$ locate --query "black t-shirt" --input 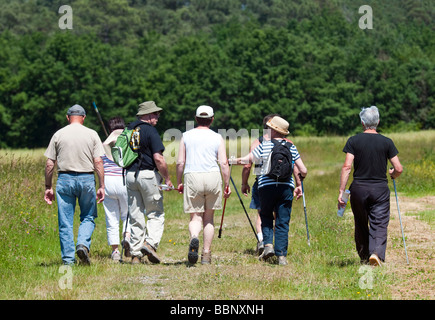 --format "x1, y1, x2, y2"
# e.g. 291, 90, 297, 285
343, 133, 399, 182
126, 120, 165, 171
